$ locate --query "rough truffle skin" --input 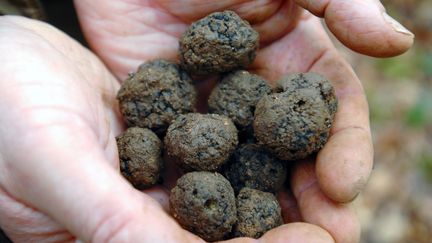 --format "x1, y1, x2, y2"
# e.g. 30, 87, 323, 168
208, 70, 272, 131
117, 59, 197, 135
223, 144, 287, 194
278, 73, 338, 116
179, 10, 259, 75
170, 172, 237, 242
254, 73, 338, 161
116, 127, 163, 189
234, 188, 283, 238
165, 113, 238, 172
